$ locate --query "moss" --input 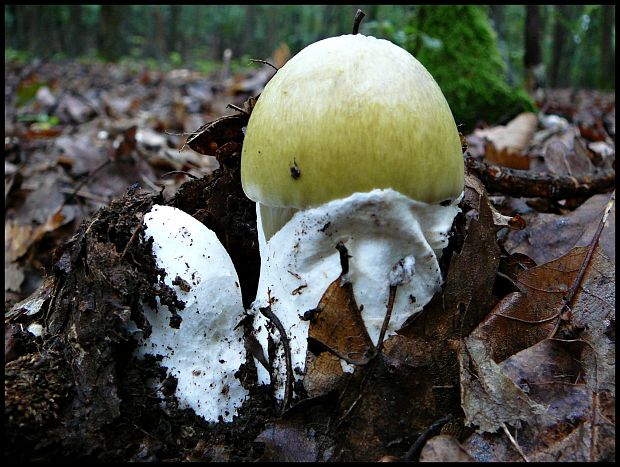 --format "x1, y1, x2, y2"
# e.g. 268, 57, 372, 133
406, 5, 535, 131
